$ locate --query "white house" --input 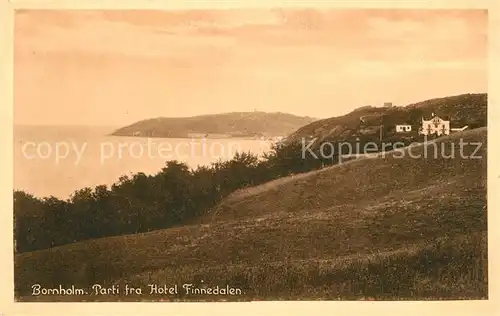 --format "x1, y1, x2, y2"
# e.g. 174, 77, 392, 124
419, 114, 450, 136
396, 124, 412, 133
